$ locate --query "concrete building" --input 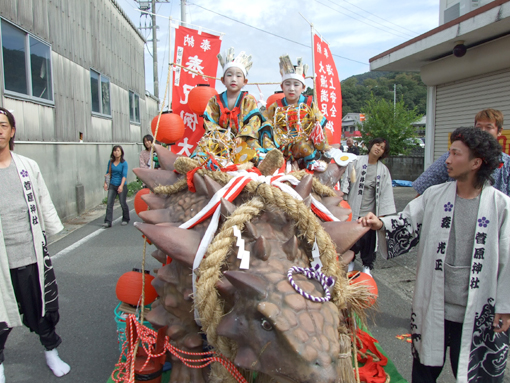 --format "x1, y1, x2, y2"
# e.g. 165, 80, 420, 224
370, 0, 510, 169
342, 113, 363, 137
0, 0, 158, 220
